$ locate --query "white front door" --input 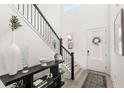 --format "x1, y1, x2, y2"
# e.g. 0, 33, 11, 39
87, 28, 107, 73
